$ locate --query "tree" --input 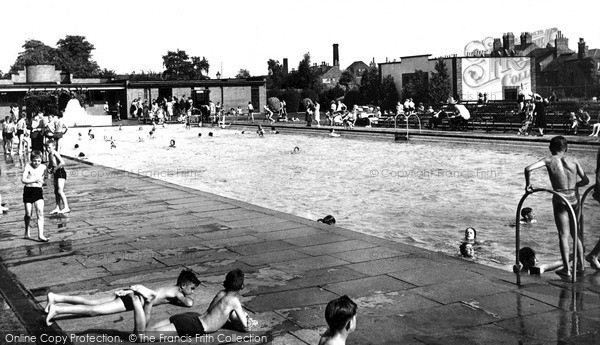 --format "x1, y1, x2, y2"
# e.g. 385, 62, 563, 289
267, 59, 286, 89
235, 69, 251, 79
429, 58, 452, 104
9, 40, 57, 73
339, 70, 355, 91
380, 75, 400, 111
54, 35, 100, 77
162, 50, 210, 80
358, 67, 379, 104
290, 53, 319, 90
401, 70, 429, 104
